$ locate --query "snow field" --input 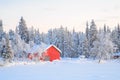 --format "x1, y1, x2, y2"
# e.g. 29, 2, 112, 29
0, 58, 120, 80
